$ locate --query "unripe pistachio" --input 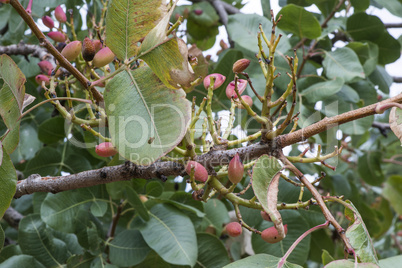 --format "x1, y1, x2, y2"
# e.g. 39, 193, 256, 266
260, 211, 272, 222
82, 37, 96, 61
261, 224, 288, 243
95, 142, 118, 157
203, 73, 226, 90
93, 40, 103, 52
225, 79, 247, 99
185, 161, 208, 183
55, 5, 67, 23
193, 9, 203, 15
237, 95, 253, 109
224, 222, 242, 237
92, 47, 115, 68
35, 74, 50, 85
228, 153, 244, 184
233, 58, 250, 73
47, 31, 66, 43
38, 61, 53, 75
139, 195, 148, 203
42, 16, 54, 29
61, 40, 82, 61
